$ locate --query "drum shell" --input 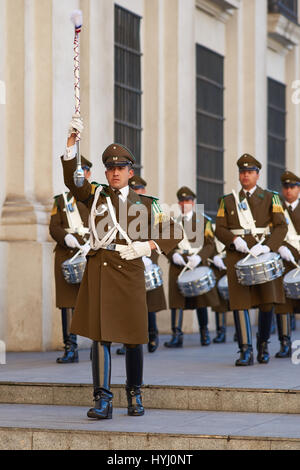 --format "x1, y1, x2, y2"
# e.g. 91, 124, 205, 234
177, 267, 216, 298
217, 275, 229, 300
283, 267, 300, 299
61, 255, 87, 285
235, 253, 284, 287
144, 264, 163, 292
